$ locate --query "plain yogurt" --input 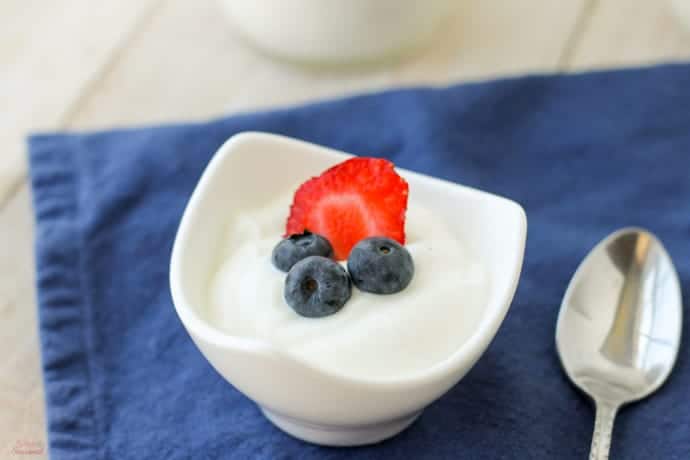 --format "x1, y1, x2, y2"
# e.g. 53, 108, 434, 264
205, 192, 490, 379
